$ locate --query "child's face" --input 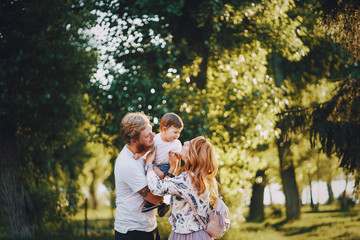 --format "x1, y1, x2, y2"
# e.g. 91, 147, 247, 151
162, 126, 182, 142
